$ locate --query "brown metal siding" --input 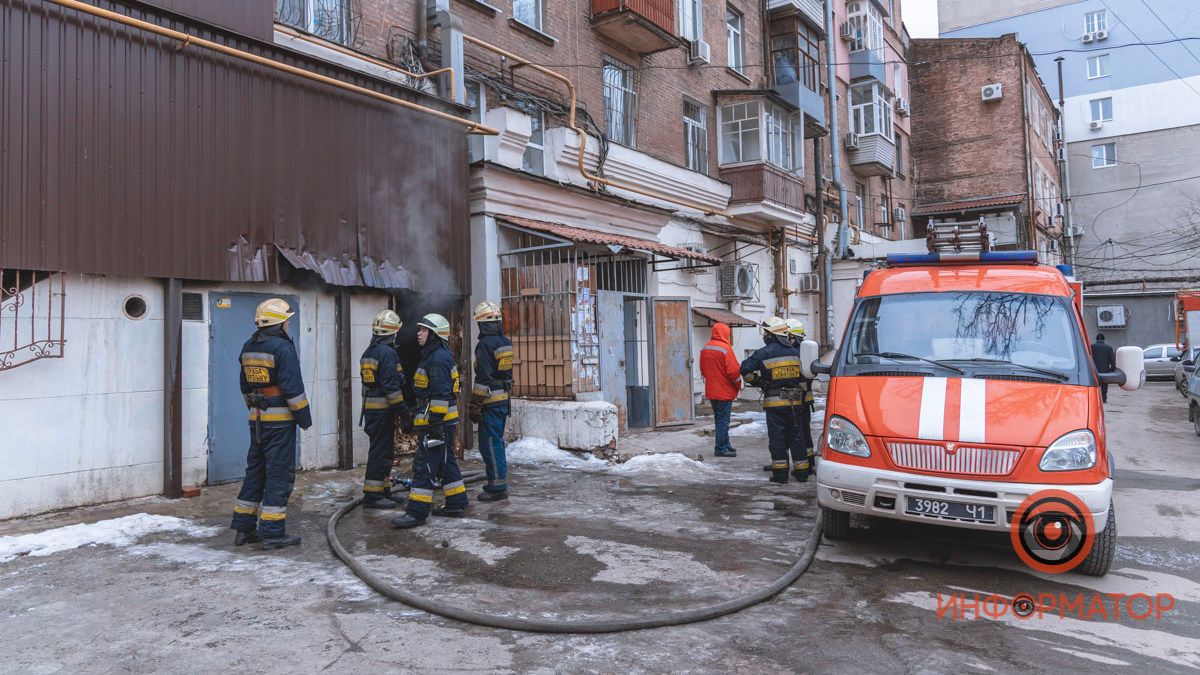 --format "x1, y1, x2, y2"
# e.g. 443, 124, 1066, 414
140, 0, 274, 41
1, 0, 470, 295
